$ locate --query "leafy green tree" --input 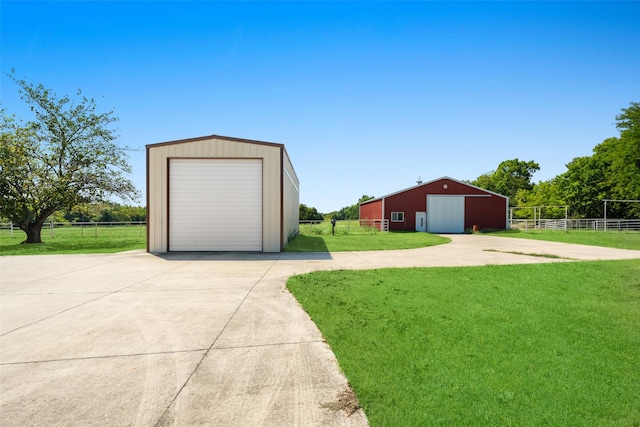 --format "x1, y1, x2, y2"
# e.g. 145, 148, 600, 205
557, 102, 640, 218
92, 203, 146, 222
299, 204, 323, 221
616, 101, 640, 141
607, 102, 640, 215
119, 205, 146, 222
51, 203, 146, 223
0, 73, 139, 243
330, 195, 375, 220
58, 203, 103, 223
469, 173, 494, 193
514, 178, 567, 218
472, 102, 639, 218
471, 159, 540, 205
558, 154, 608, 218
